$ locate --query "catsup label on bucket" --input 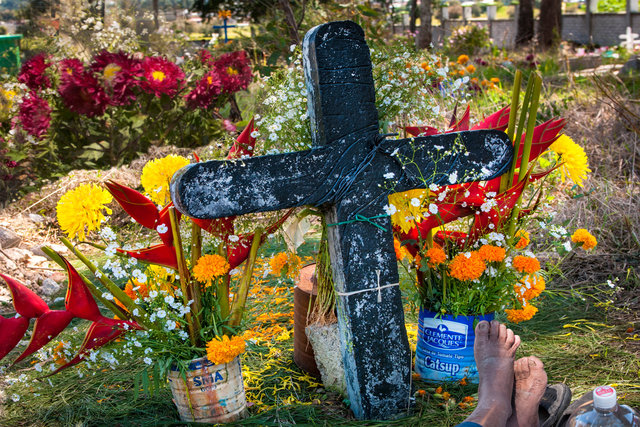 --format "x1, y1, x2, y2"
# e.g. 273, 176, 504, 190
422, 319, 468, 350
